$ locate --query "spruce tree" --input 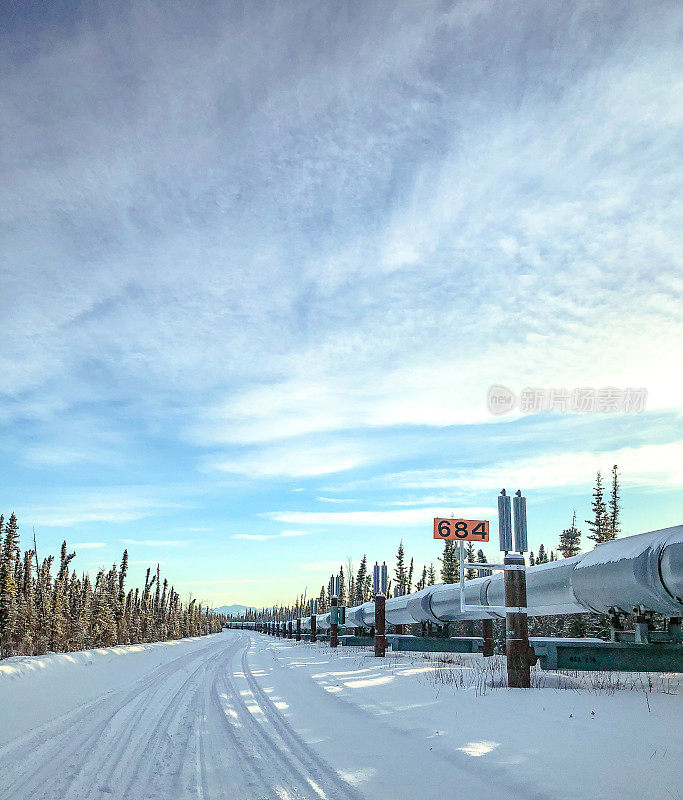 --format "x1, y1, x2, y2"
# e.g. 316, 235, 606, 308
558, 511, 582, 557
536, 543, 548, 564
427, 563, 436, 585
586, 470, 611, 544
439, 540, 459, 583
608, 464, 620, 540
394, 541, 407, 596
407, 557, 414, 594
338, 565, 346, 606
476, 549, 490, 577
0, 514, 20, 656
465, 542, 477, 579
416, 565, 427, 591
355, 556, 368, 603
